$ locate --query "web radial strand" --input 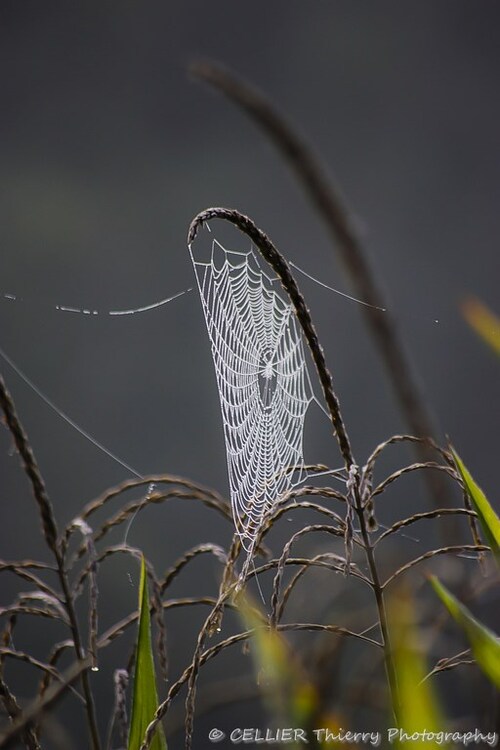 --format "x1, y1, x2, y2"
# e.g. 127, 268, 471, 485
190, 238, 313, 551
